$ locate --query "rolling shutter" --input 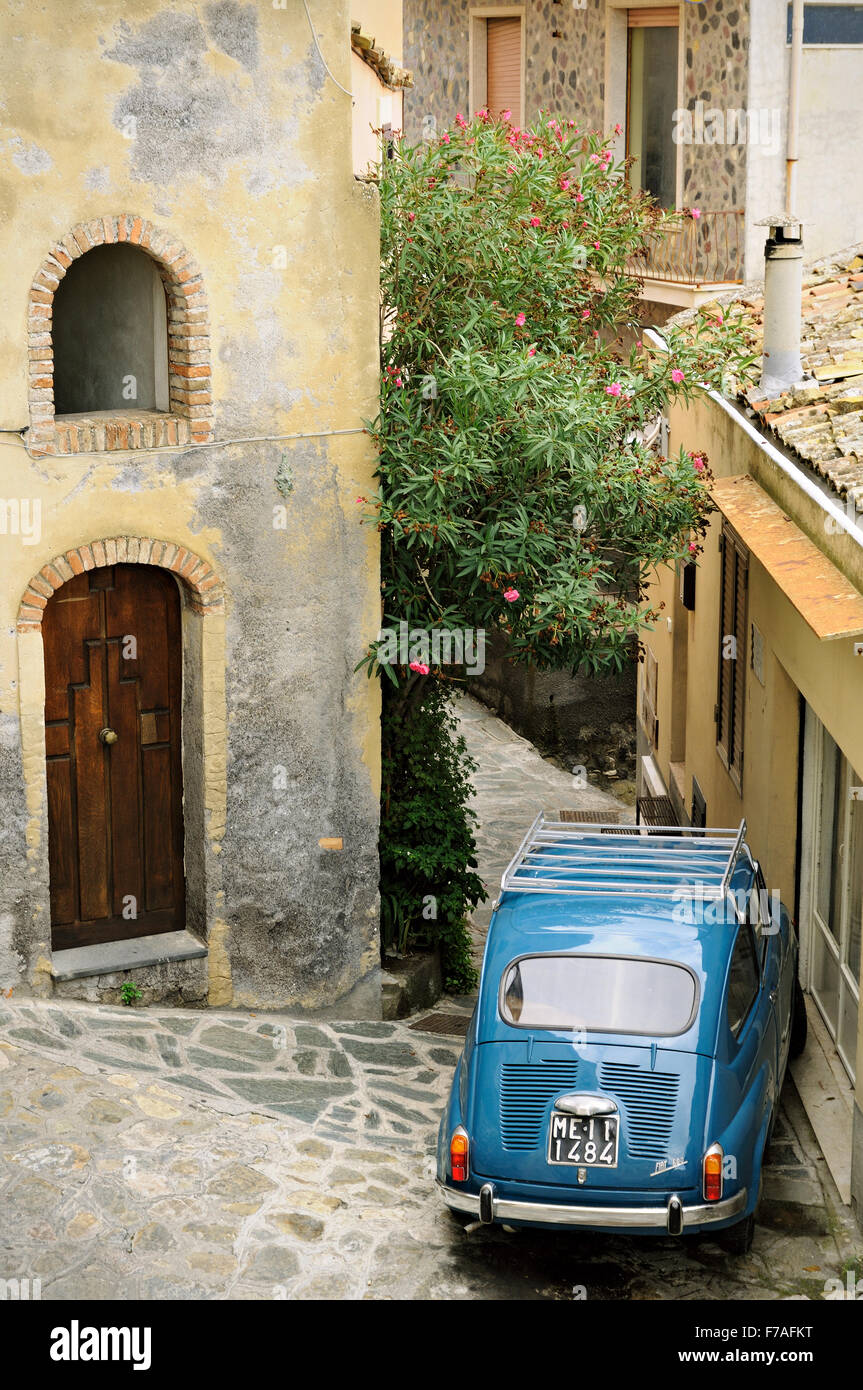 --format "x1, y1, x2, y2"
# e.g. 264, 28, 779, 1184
715, 523, 748, 791
487, 17, 522, 120
627, 6, 680, 25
